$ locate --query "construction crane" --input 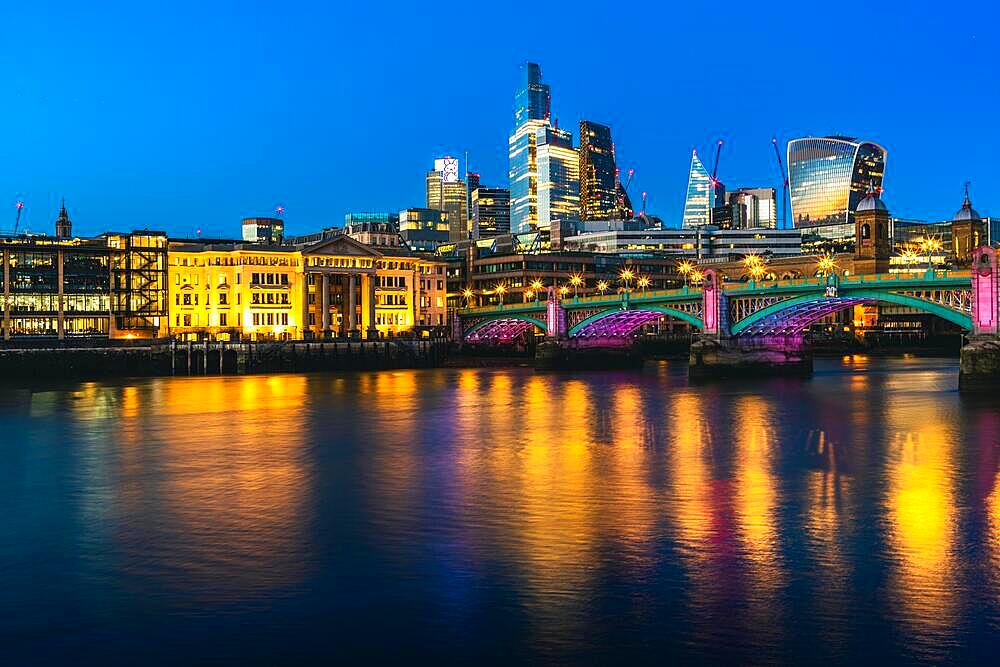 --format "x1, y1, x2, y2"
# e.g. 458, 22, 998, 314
13, 200, 24, 234
771, 138, 789, 229
616, 167, 635, 220
709, 140, 724, 190
641, 191, 648, 214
